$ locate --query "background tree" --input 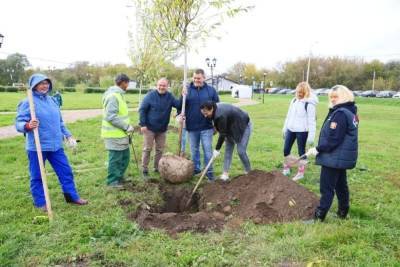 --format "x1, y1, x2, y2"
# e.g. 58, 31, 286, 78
0, 53, 30, 85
